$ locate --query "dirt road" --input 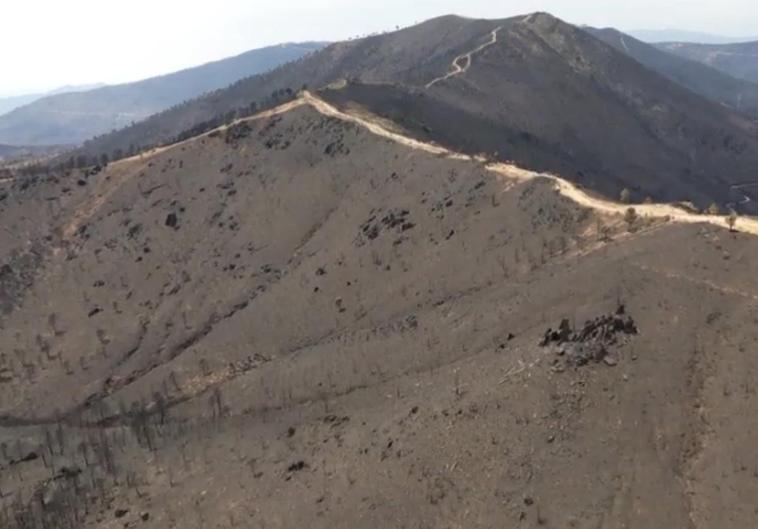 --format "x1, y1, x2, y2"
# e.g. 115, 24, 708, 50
300, 91, 758, 234
425, 27, 502, 89
59, 89, 758, 239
